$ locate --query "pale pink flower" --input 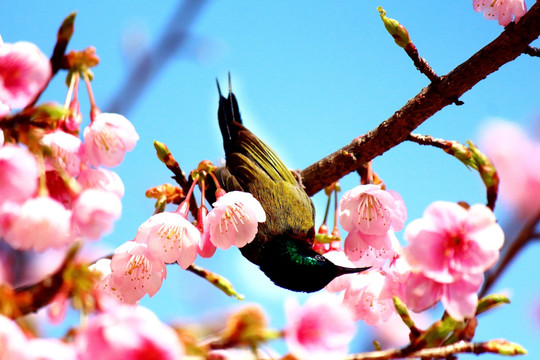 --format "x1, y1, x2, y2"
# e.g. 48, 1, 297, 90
110, 241, 166, 304
0, 144, 38, 205
478, 120, 540, 217
135, 211, 199, 269
75, 304, 184, 360
4, 196, 73, 251
343, 229, 397, 267
404, 271, 483, 321
0, 314, 29, 359
284, 292, 356, 360
71, 189, 122, 240
40, 130, 82, 176
82, 113, 139, 167
89, 258, 120, 302
342, 270, 396, 325
473, 0, 527, 26
339, 185, 406, 261
77, 167, 125, 198
204, 191, 266, 250
0, 41, 51, 109
404, 202, 504, 283
26, 338, 77, 360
